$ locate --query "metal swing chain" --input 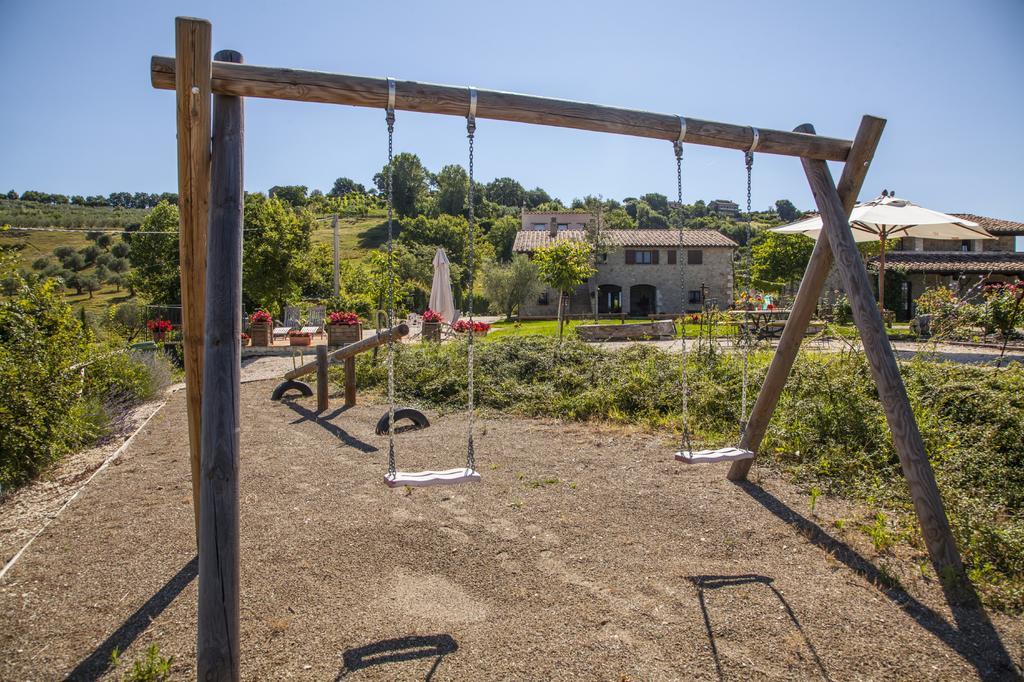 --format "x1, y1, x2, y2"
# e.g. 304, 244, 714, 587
385, 79, 398, 478
674, 130, 693, 455
739, 130, 757, 435
465, 88, 477, 472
